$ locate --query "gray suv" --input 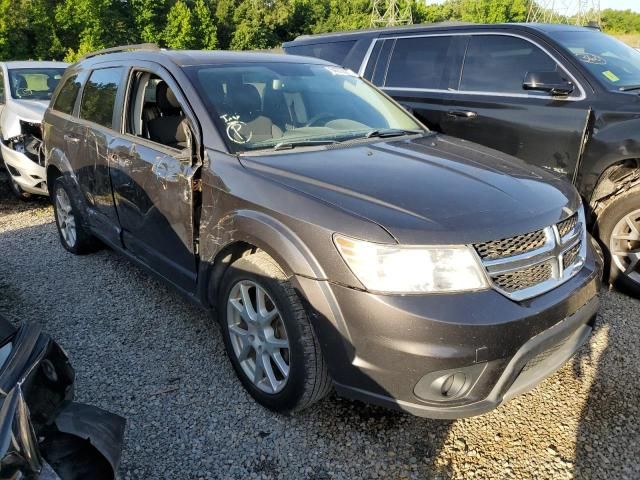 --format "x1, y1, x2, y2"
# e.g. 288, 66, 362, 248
43, 45, 601, 418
